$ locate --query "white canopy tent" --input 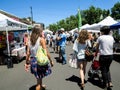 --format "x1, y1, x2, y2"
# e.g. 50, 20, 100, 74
69, 24, 99, 35
69, 28, 78, 35
83, 16, 118, 30
80, 24, 100, 33
86, 29, 100, 33
43, 29, 53, 34
0, 13, 28, 30
80, 24, 90, 29
70, 24, 90, 32
0, 13, 28, 56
